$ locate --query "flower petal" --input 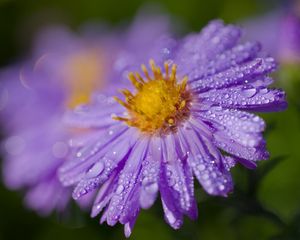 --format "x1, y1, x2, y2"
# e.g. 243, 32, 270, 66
90, 171, 119, 218
105, 138, 148, 226
194, 108, 269, 161
191, 57, 276, 92
179, 123, 233, 196
176, 20, 241, 76
139, 138, 161, 209
161, 134, 197, 219
186, 41, 261, 81
59, 124, 129, 186
200, 84, 287, 112
71, 130, 136, 199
